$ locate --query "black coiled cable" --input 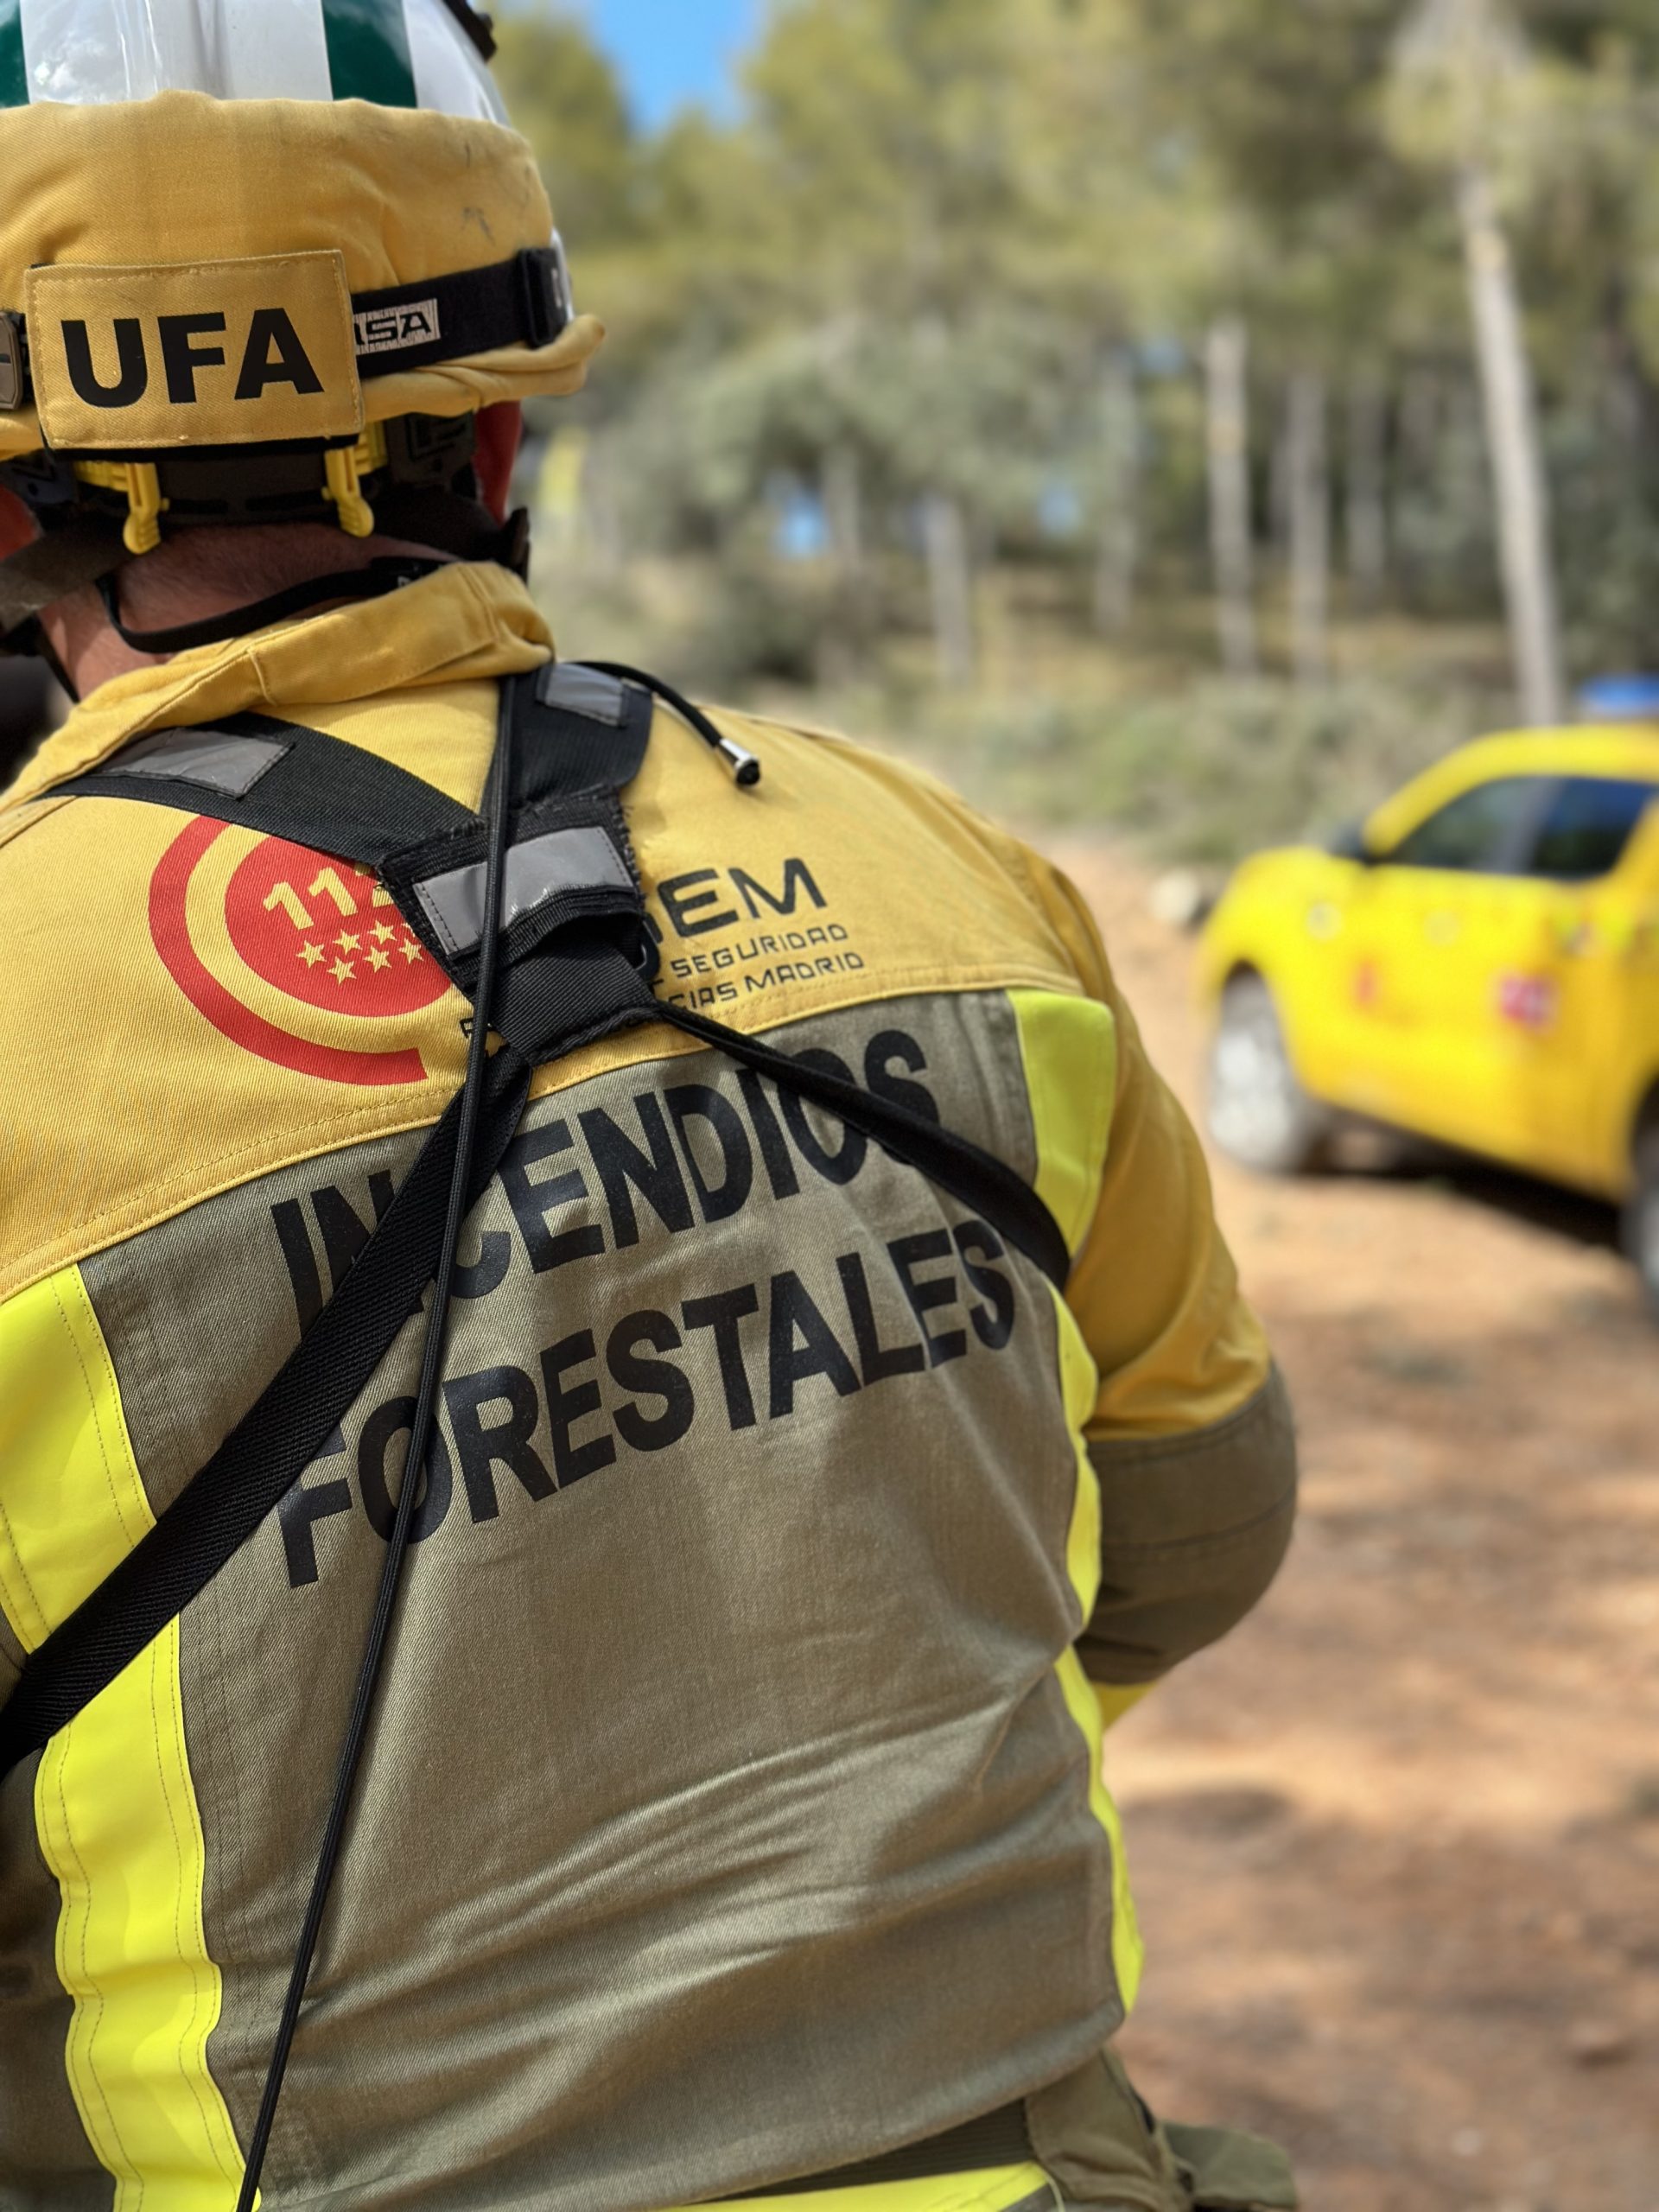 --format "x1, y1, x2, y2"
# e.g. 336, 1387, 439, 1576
234, 683, 519, 2211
